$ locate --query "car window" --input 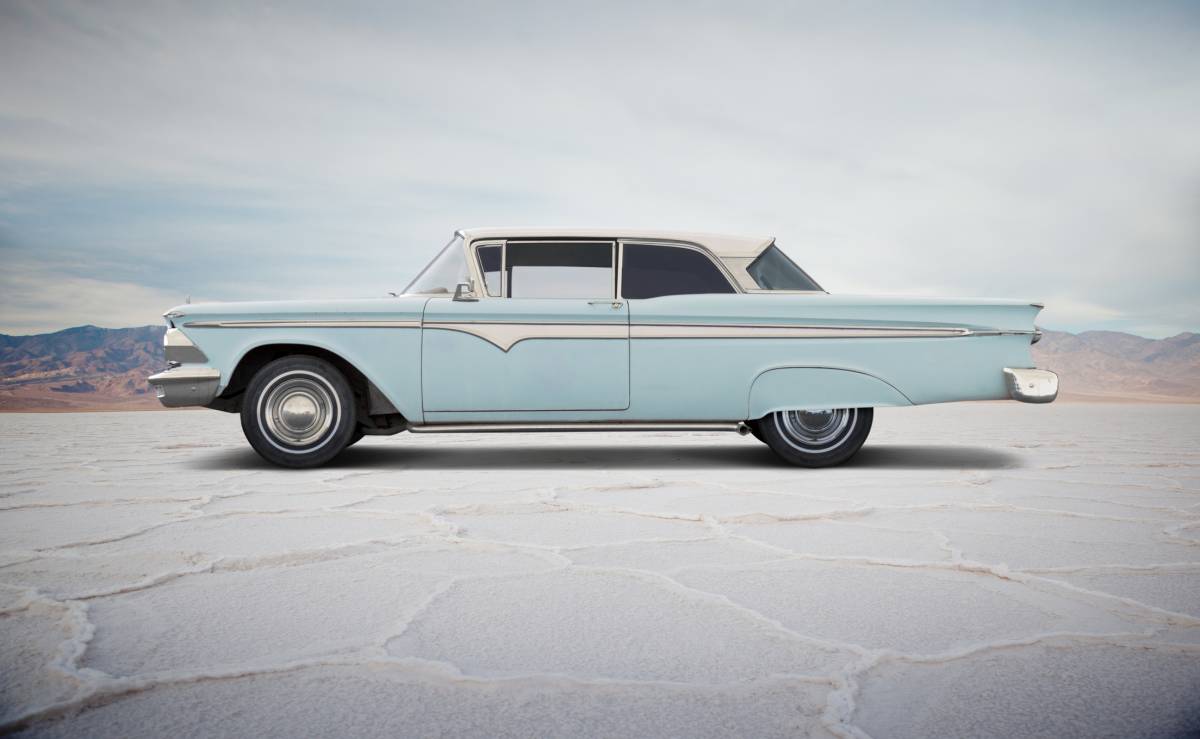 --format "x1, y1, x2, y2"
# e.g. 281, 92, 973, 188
746, 245, 823, 291
505, 242, 614, 299
403, 234, 469, 295
621, 243, 736, 299
477, 244, 502, 297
